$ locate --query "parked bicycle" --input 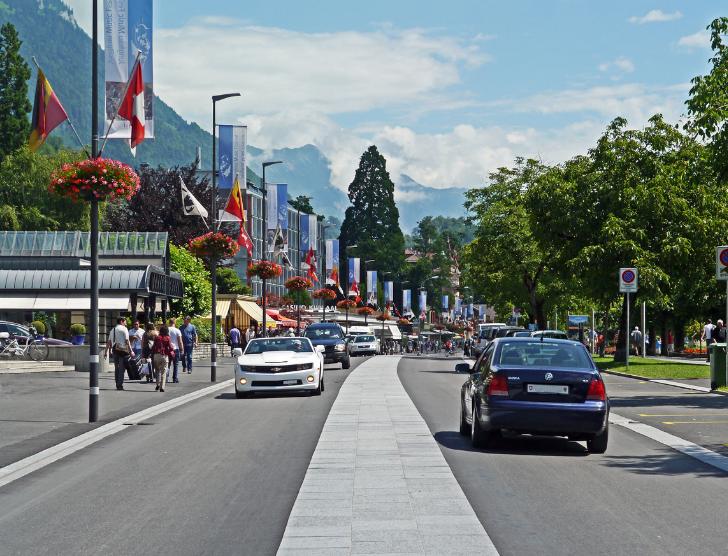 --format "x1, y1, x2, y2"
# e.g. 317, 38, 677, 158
0, 325, 49, 361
